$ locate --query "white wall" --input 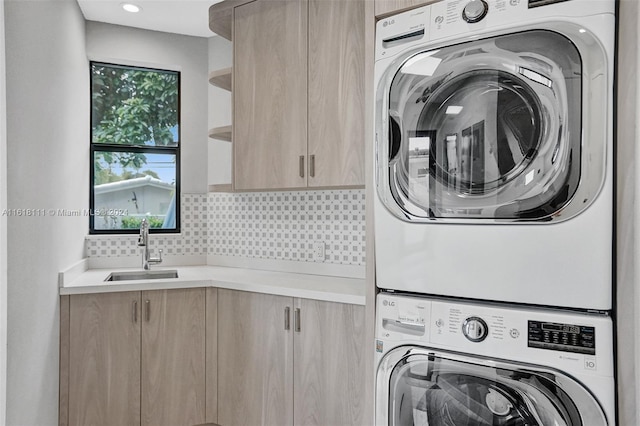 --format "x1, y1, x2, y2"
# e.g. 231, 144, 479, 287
86, 22, 209, 194
5, 0, 88, 423
616, 1, 640, 423
208, 36, 232, 186
0, 0, 7, 423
